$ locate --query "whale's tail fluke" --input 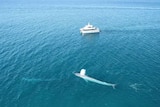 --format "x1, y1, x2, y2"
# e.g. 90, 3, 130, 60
112, 84, 116, 89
